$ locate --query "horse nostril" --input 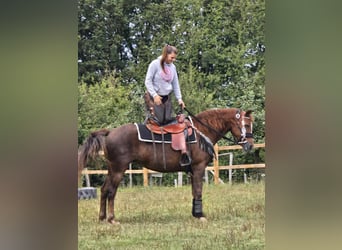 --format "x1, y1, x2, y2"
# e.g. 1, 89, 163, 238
244, 143, 253, 152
